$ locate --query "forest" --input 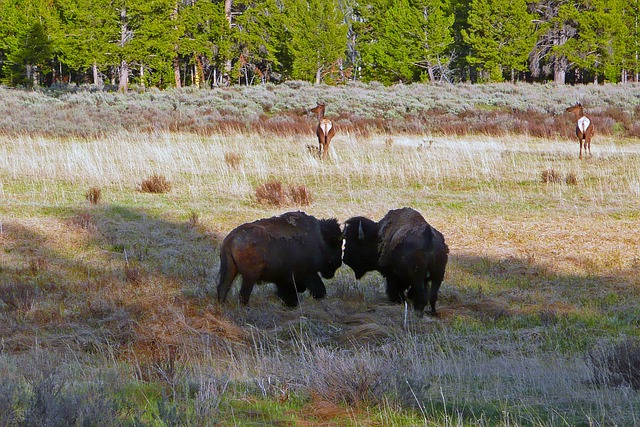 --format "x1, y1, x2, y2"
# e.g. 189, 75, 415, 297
1, 0, 639, 90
